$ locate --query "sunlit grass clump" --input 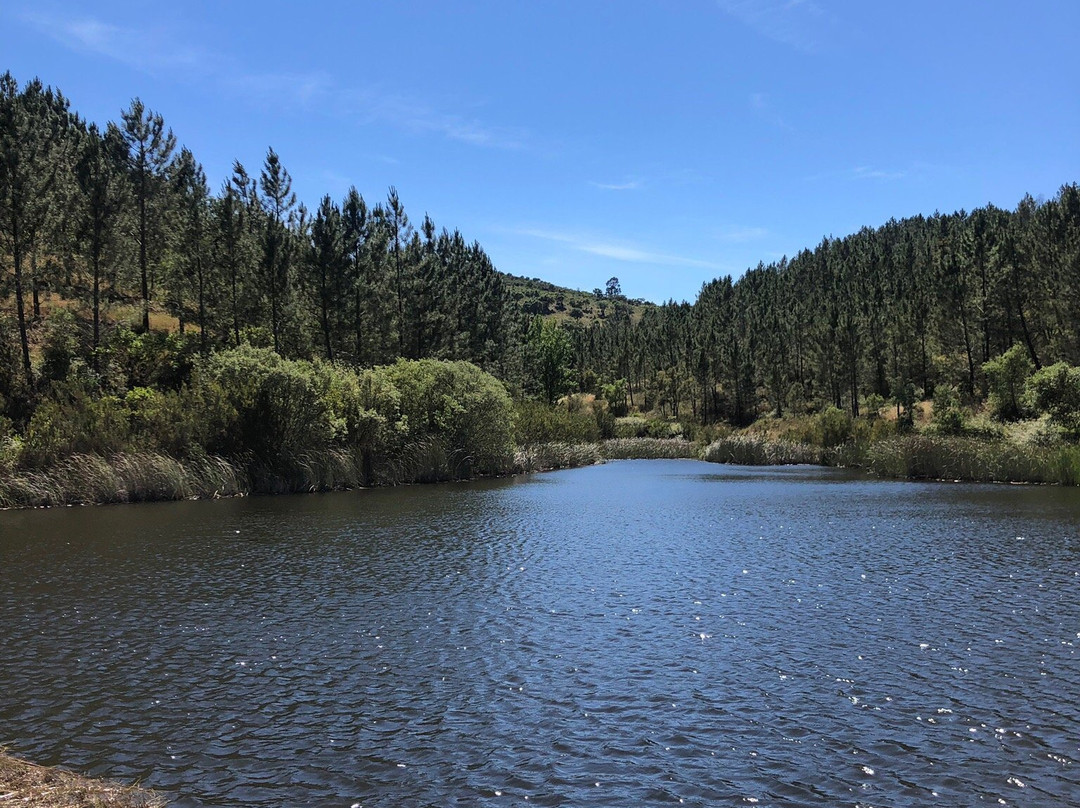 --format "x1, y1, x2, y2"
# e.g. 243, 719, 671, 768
600, 437, 699, 460
866, 435, 1080, 484
702, 435, 823, 466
